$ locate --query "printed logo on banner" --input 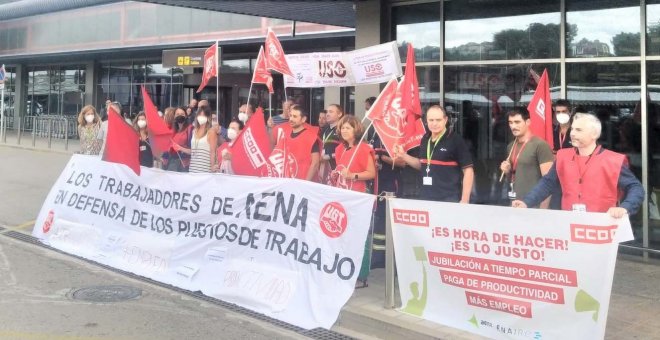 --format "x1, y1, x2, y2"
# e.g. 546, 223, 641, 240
318, 60, 347, 78
267, 148, 298, 178
364, 63, 384, 78
393, 208, 429, 227
570, 224, 617, 244
319, 202, 348, 238
42, 210, 55, 233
